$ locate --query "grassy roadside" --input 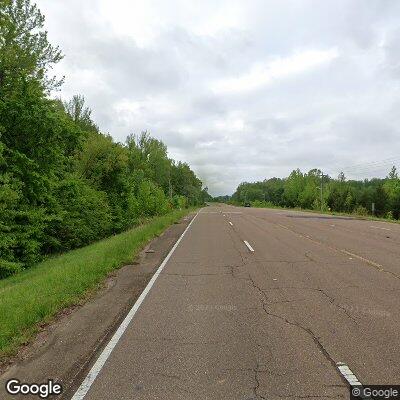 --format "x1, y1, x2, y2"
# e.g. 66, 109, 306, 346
230, 202, 400, 224
0, 208, 194, 359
